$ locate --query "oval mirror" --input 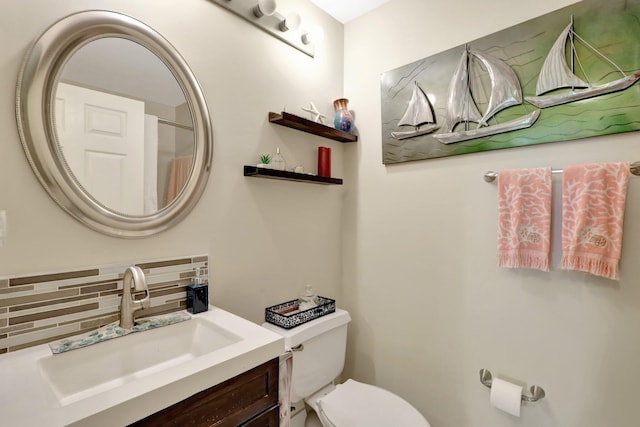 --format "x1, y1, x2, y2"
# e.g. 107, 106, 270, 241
16, 10, 212, 237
